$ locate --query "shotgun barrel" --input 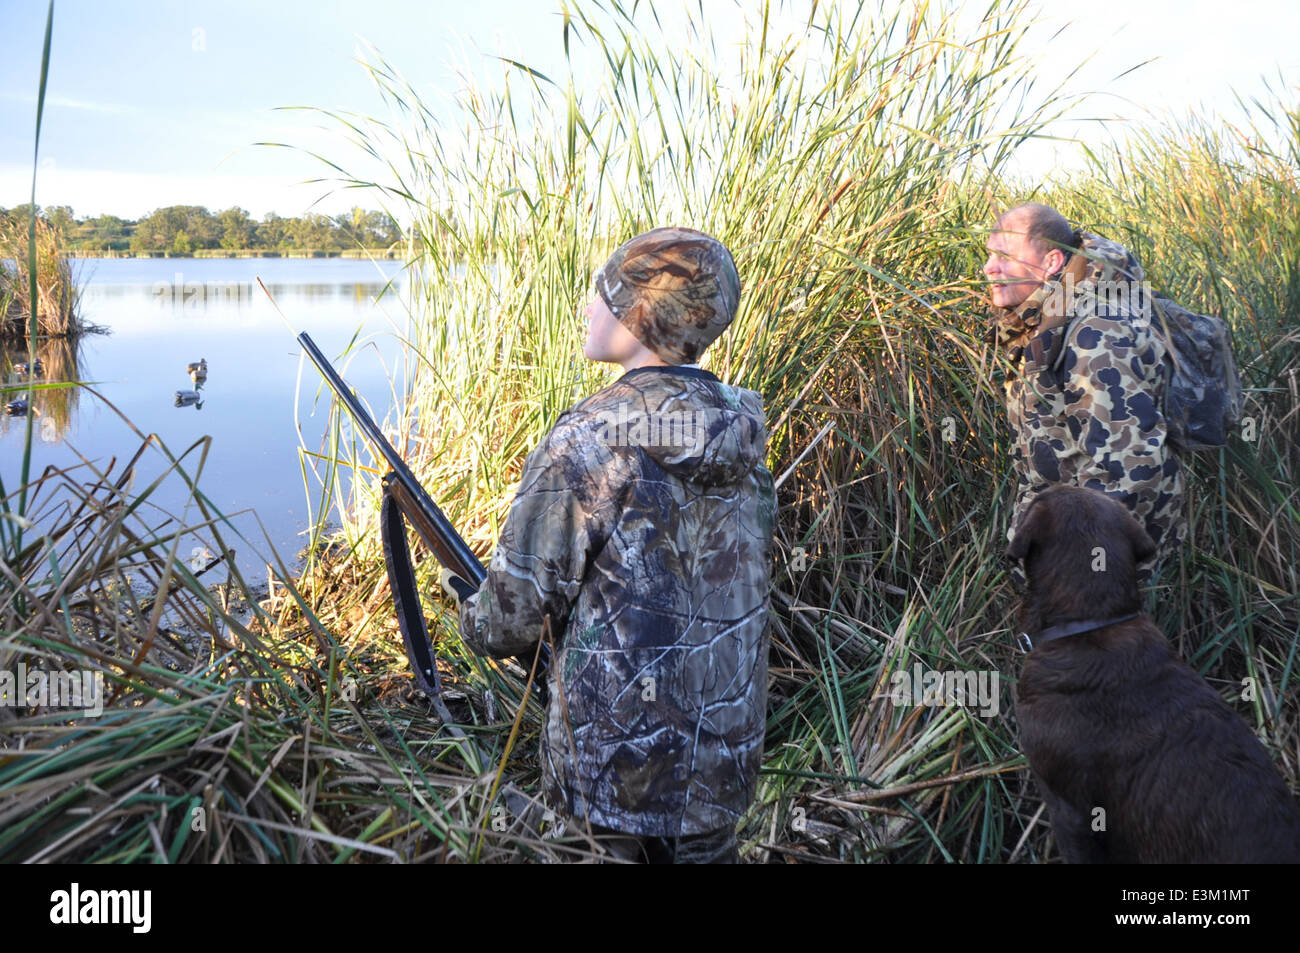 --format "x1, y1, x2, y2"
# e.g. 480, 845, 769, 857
296, 331, 485, 586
